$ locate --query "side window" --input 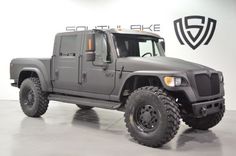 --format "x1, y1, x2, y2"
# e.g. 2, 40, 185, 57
94, 32, 110, 62
59, 35, 77, 56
